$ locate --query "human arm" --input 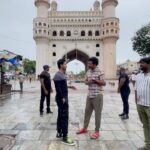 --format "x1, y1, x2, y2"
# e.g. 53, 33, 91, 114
40, 78, 48, 95
50, 79, 53, 93
85, 79, 94, 85
135, 90, 137, 104
68, 85, 77, 90
92, 72, 106, 86
118, 77, 126, 93
92, 79, 106, 86
85, 72, 94, 85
